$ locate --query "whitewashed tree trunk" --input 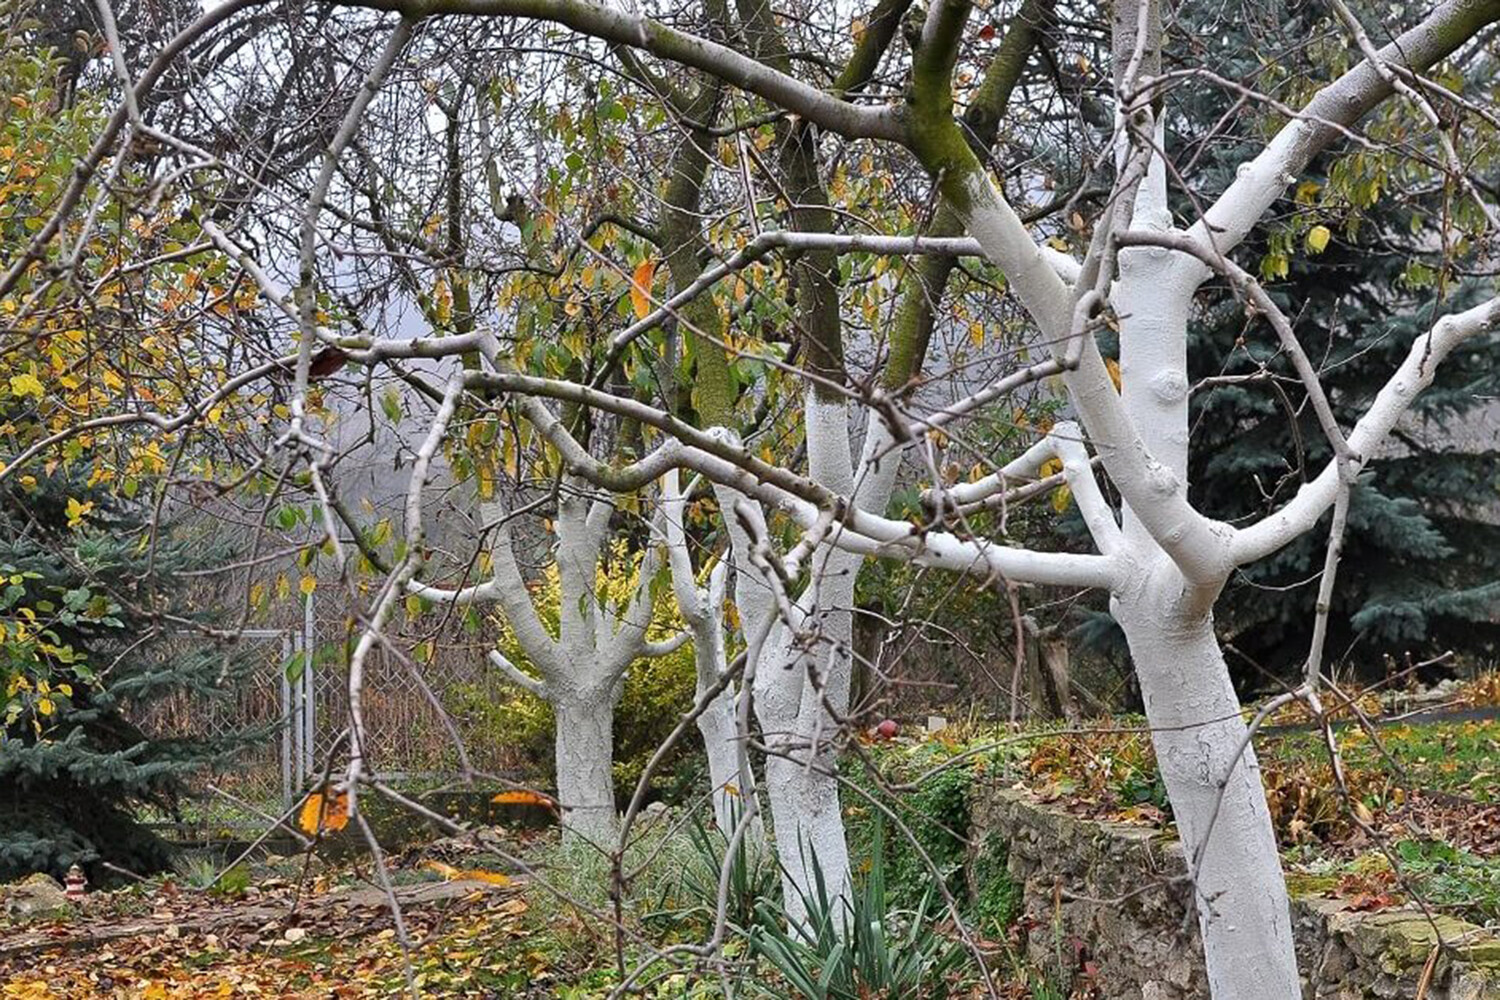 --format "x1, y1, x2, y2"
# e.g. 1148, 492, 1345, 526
690, 591, 761, 838
709, 400, 907, 921
696, 678, 748, 834
660, 469, 761, 837
553, 686, 624, 846
414, 467, 672, 845
1113, 559, 1299, 998
682, 575, 749, 834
